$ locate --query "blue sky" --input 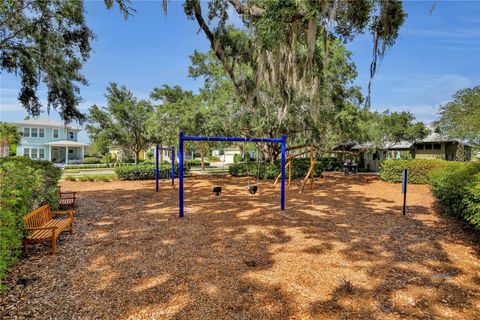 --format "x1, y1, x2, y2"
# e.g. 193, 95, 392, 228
1, 1, 479, 143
